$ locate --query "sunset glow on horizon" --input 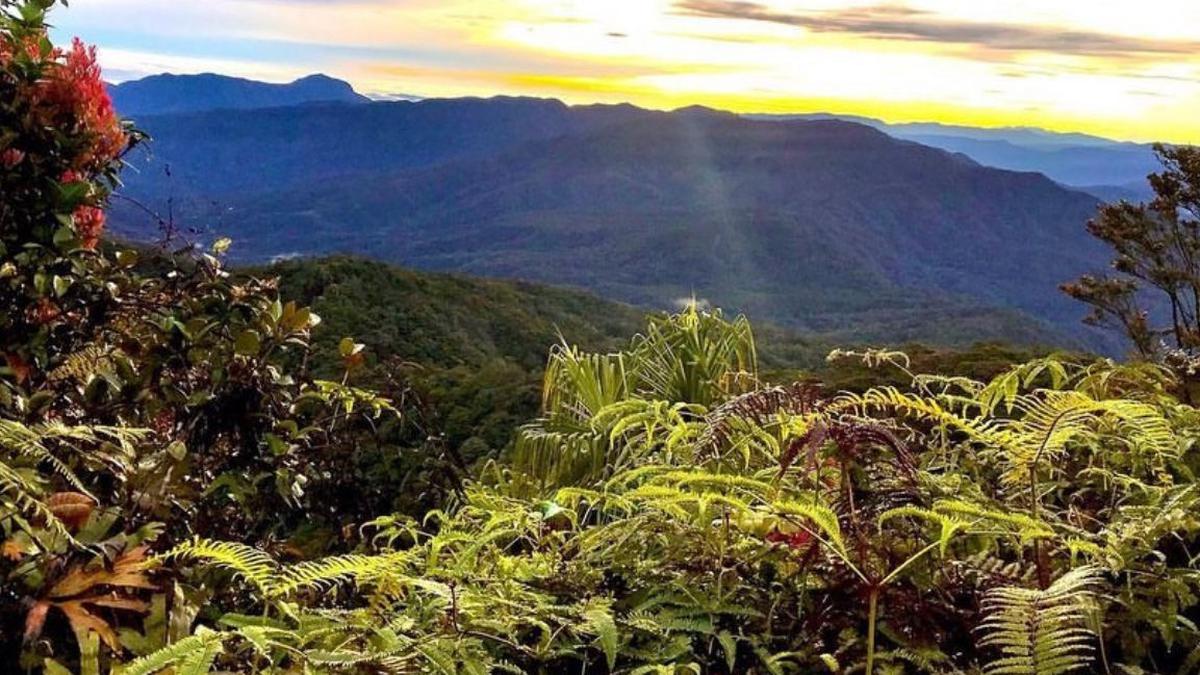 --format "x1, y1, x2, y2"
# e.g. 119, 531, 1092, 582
54, 0, 1200, 143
